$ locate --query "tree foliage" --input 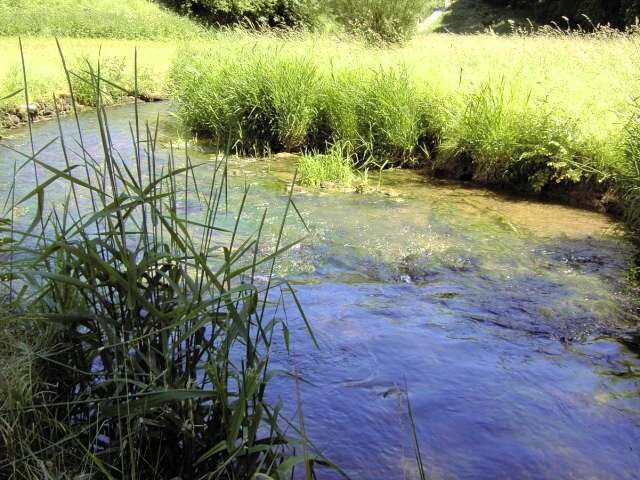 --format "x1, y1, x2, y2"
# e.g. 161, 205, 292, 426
329, 0, 426, 43
485, 0, 640, 28
164, 0, 319, 27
